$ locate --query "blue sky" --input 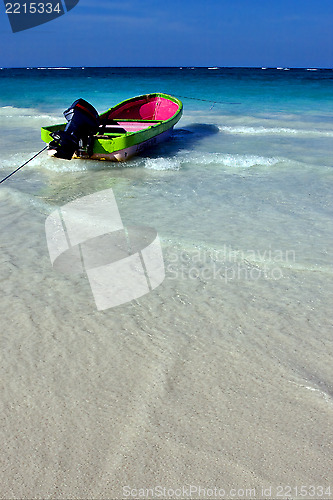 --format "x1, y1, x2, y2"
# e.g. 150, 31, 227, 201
0, 0, 332, 67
